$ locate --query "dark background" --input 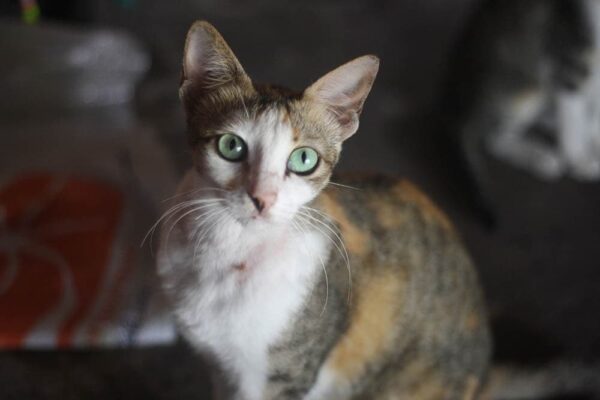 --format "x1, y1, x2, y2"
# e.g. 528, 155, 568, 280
1, 0, 599, 398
